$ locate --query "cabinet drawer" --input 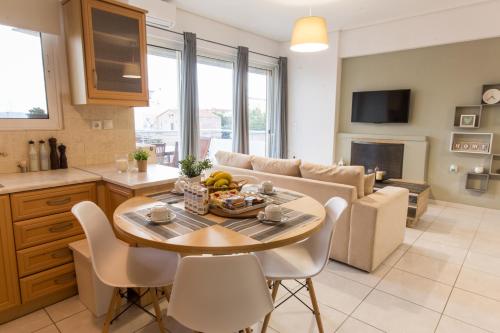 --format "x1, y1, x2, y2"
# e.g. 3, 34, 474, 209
11, 183, 96, 221
17, 234, 85, 277
20, 263, 76, 303
14, 212, 84, 250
